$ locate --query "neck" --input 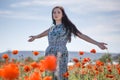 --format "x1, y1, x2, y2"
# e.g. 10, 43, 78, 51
55, 20, 62, 25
